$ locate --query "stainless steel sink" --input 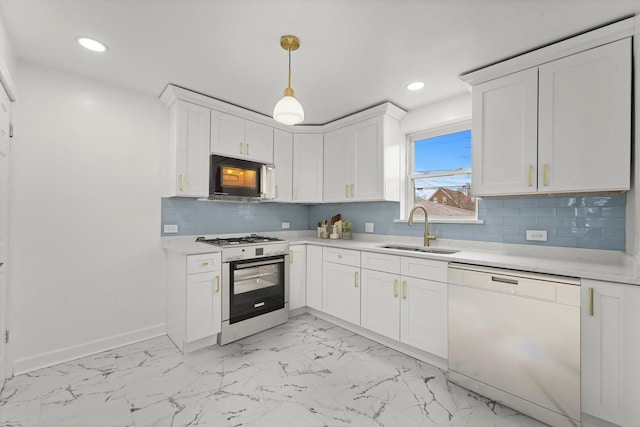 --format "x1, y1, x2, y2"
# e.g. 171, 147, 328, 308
378, 244, 459, 255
